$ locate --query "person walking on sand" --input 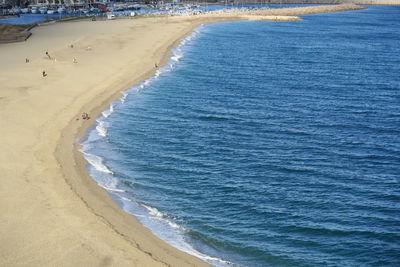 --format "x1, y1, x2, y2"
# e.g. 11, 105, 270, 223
73, 57, 77, 63
42, 71, 47, 77
25, 58, 29, 63
45, 51, 51, 59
